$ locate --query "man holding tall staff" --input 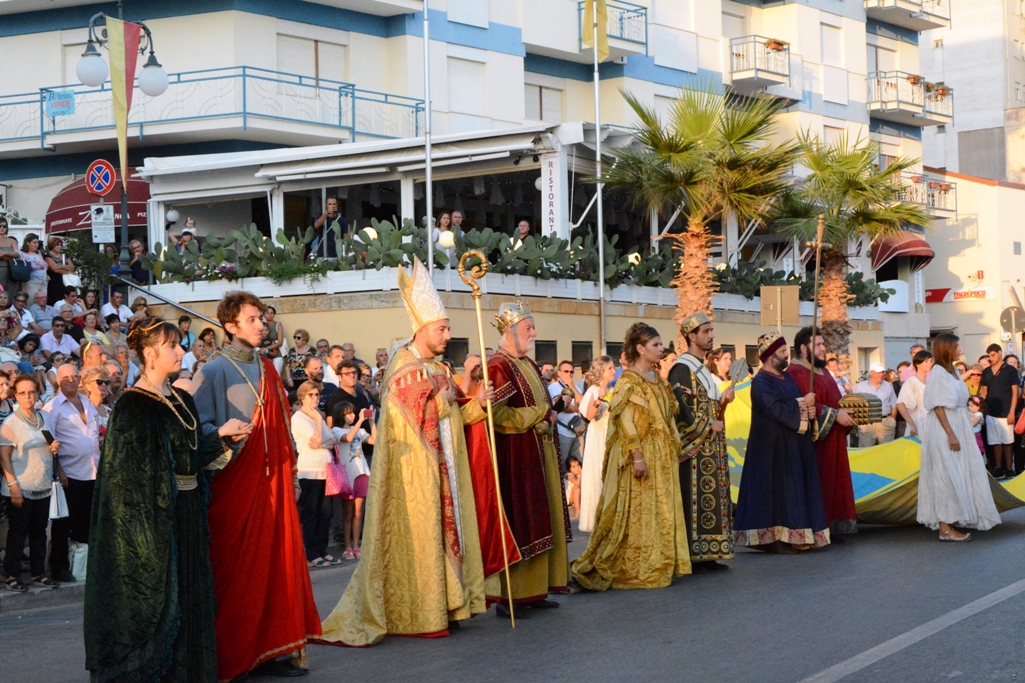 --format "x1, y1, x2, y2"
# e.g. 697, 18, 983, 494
317, 257, 489, 646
